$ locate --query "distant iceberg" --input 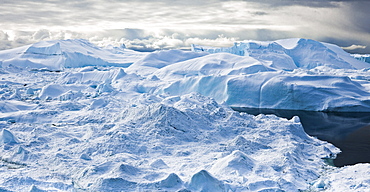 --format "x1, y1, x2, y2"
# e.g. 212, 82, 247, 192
0, 39, 145, 70
192, 38, 370, 70
352, 54, 370, 64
